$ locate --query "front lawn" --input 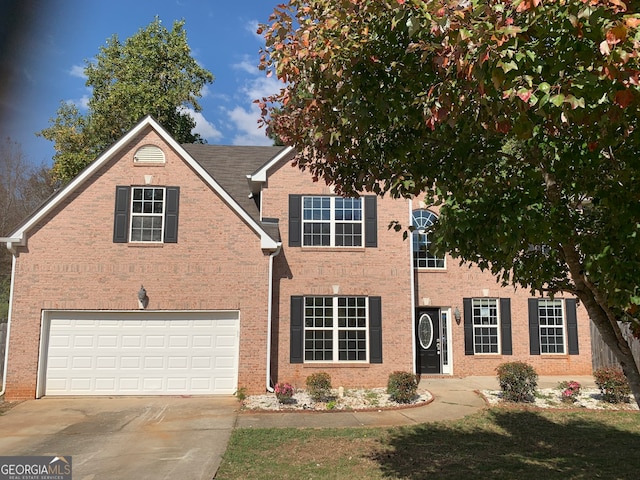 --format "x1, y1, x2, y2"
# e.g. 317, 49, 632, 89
216, 408, 640, 479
